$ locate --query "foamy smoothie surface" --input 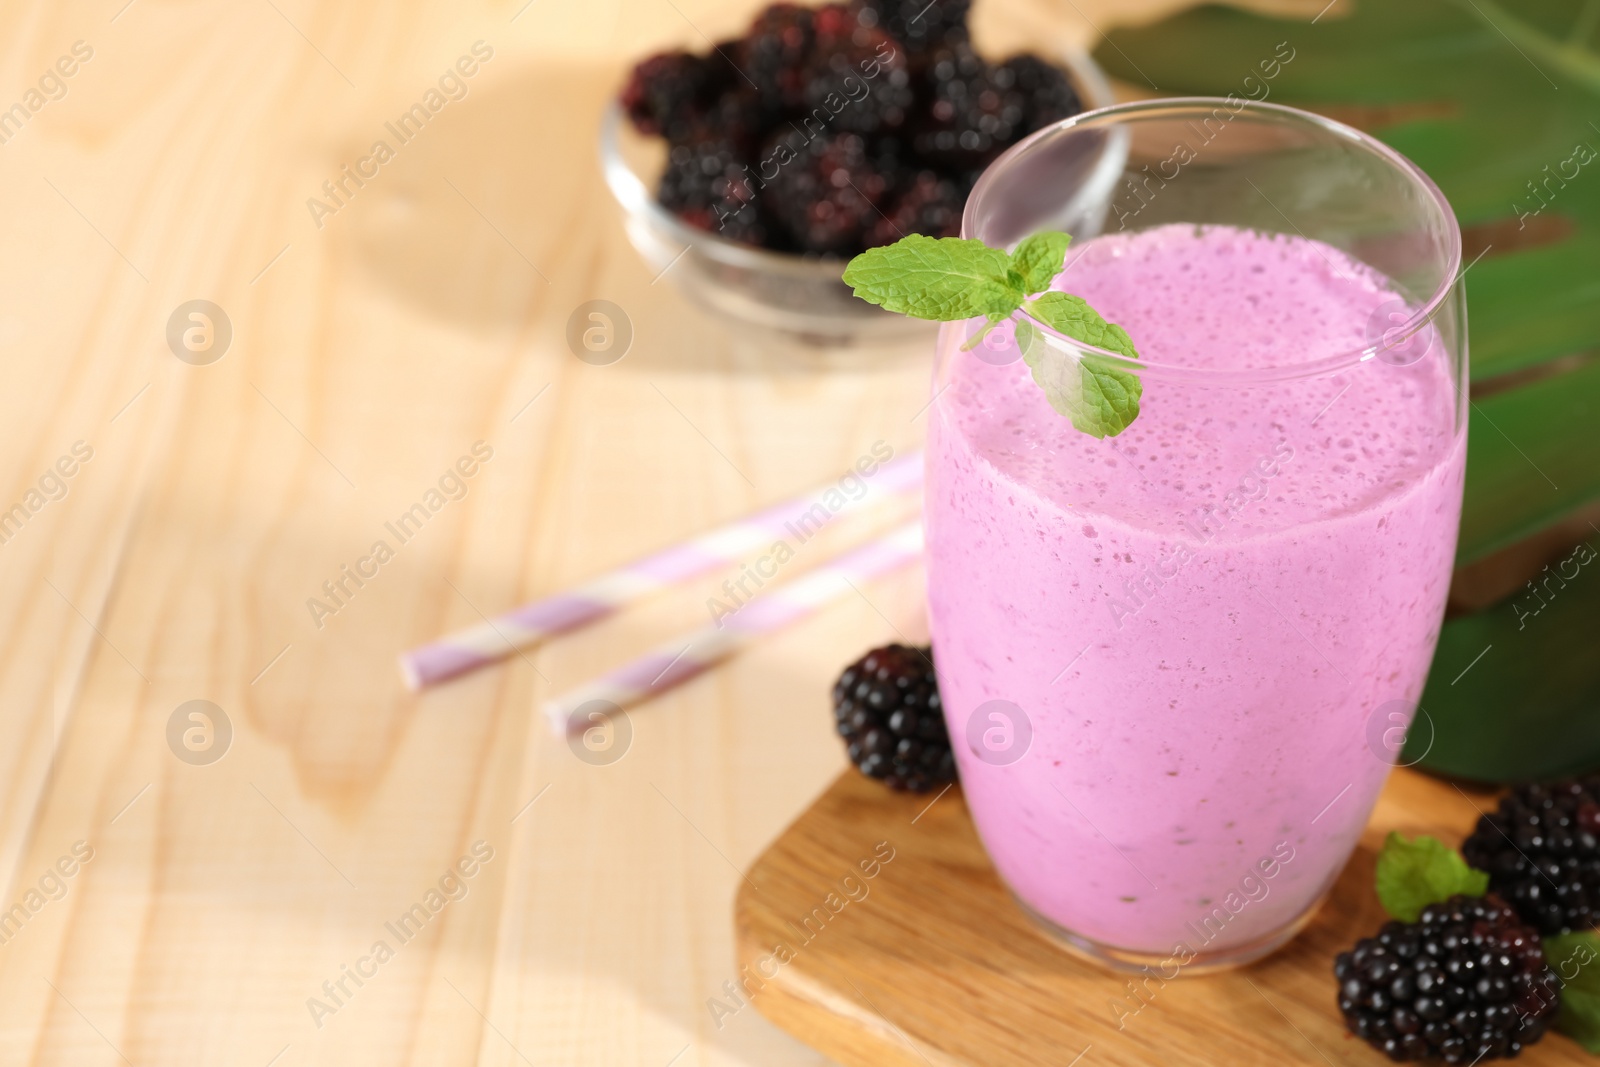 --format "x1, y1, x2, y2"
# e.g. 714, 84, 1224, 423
926, 223, 1465, 958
